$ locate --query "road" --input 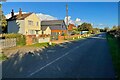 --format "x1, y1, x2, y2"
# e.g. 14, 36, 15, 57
2, 33, 115, 79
